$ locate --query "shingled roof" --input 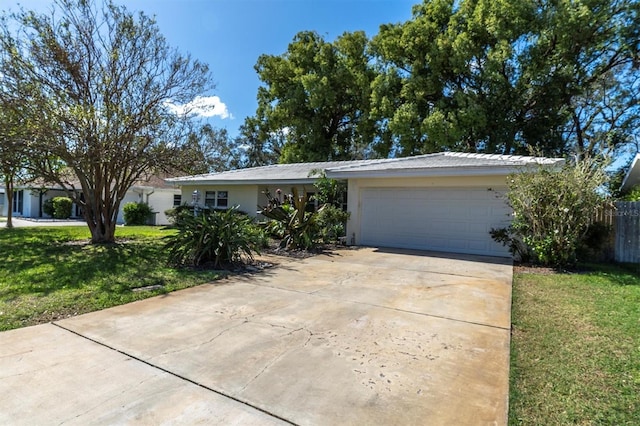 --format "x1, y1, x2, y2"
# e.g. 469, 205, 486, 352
166, 152, 564, 185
